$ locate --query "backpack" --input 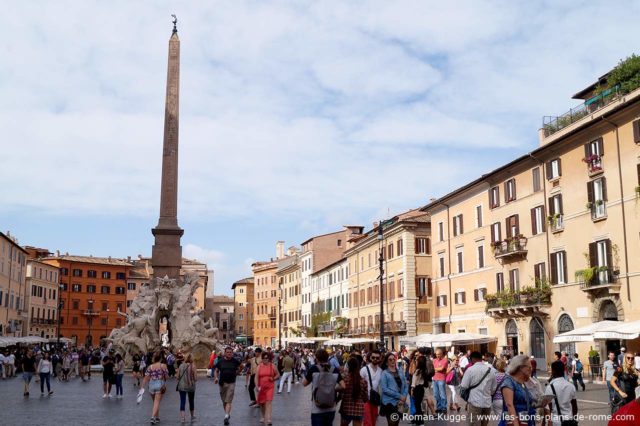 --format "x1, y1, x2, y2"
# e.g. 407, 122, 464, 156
425, 358, 435, 381
575, 360, 583, 373
313, 364, 337, 409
